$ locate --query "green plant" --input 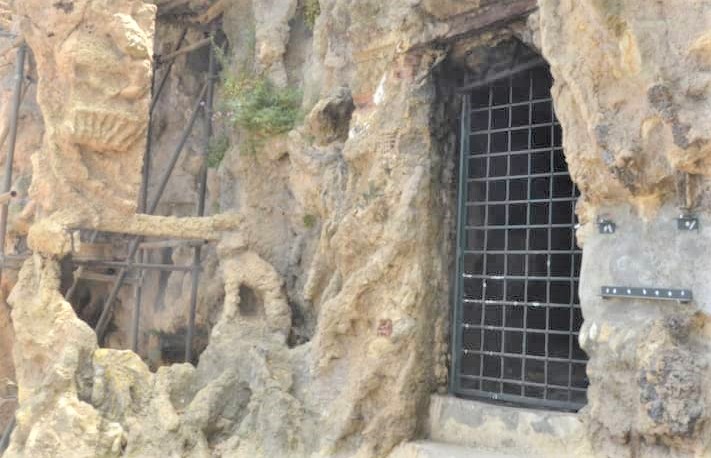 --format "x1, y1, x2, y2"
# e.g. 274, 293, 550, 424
207, 135, 230, 168
304, 0, 320, 30
302, 214, 317, 228
221, 74, 302, 143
